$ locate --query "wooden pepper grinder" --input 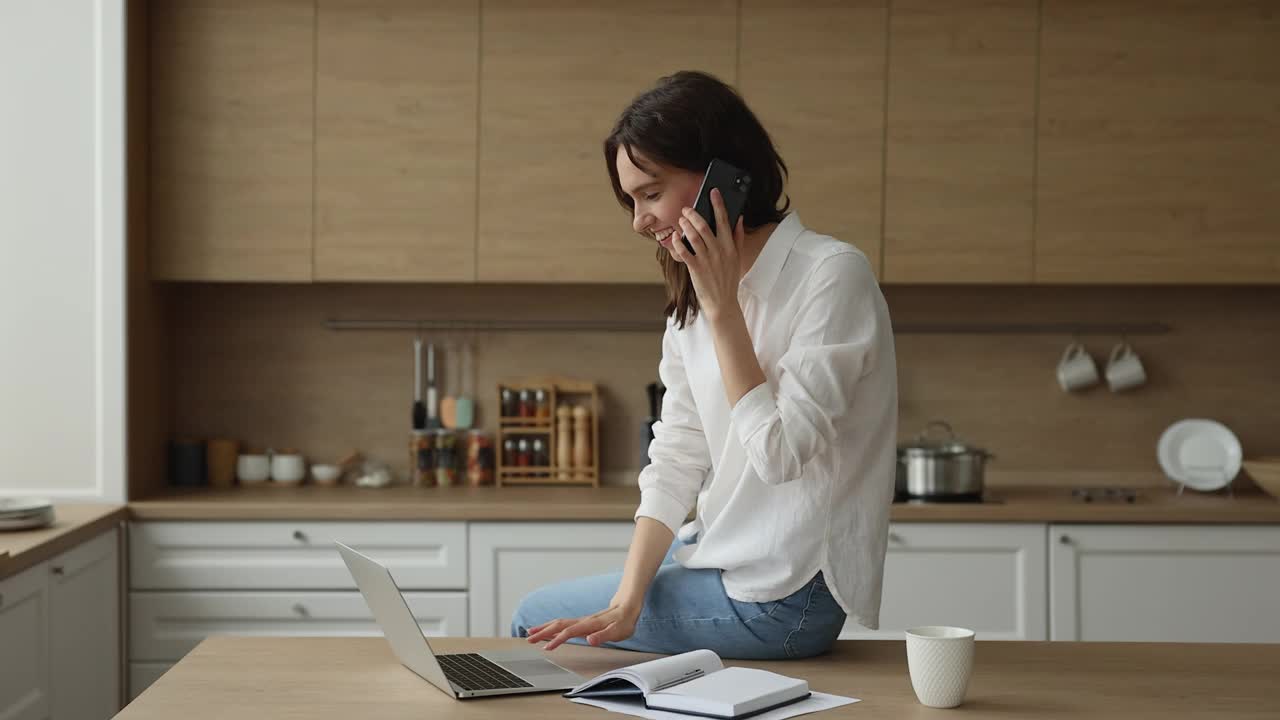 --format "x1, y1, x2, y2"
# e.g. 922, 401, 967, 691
555, 405, 572, 482
572, 404, 592, 473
